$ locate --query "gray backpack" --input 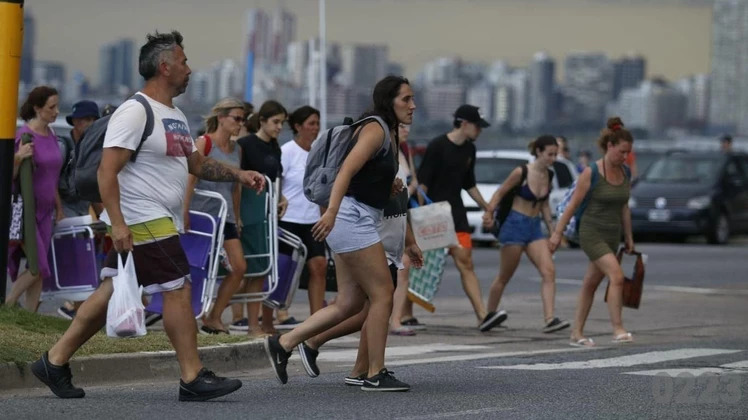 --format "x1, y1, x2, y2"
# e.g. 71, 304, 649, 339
74, 94, 154, 203
303, 115, 390, 207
